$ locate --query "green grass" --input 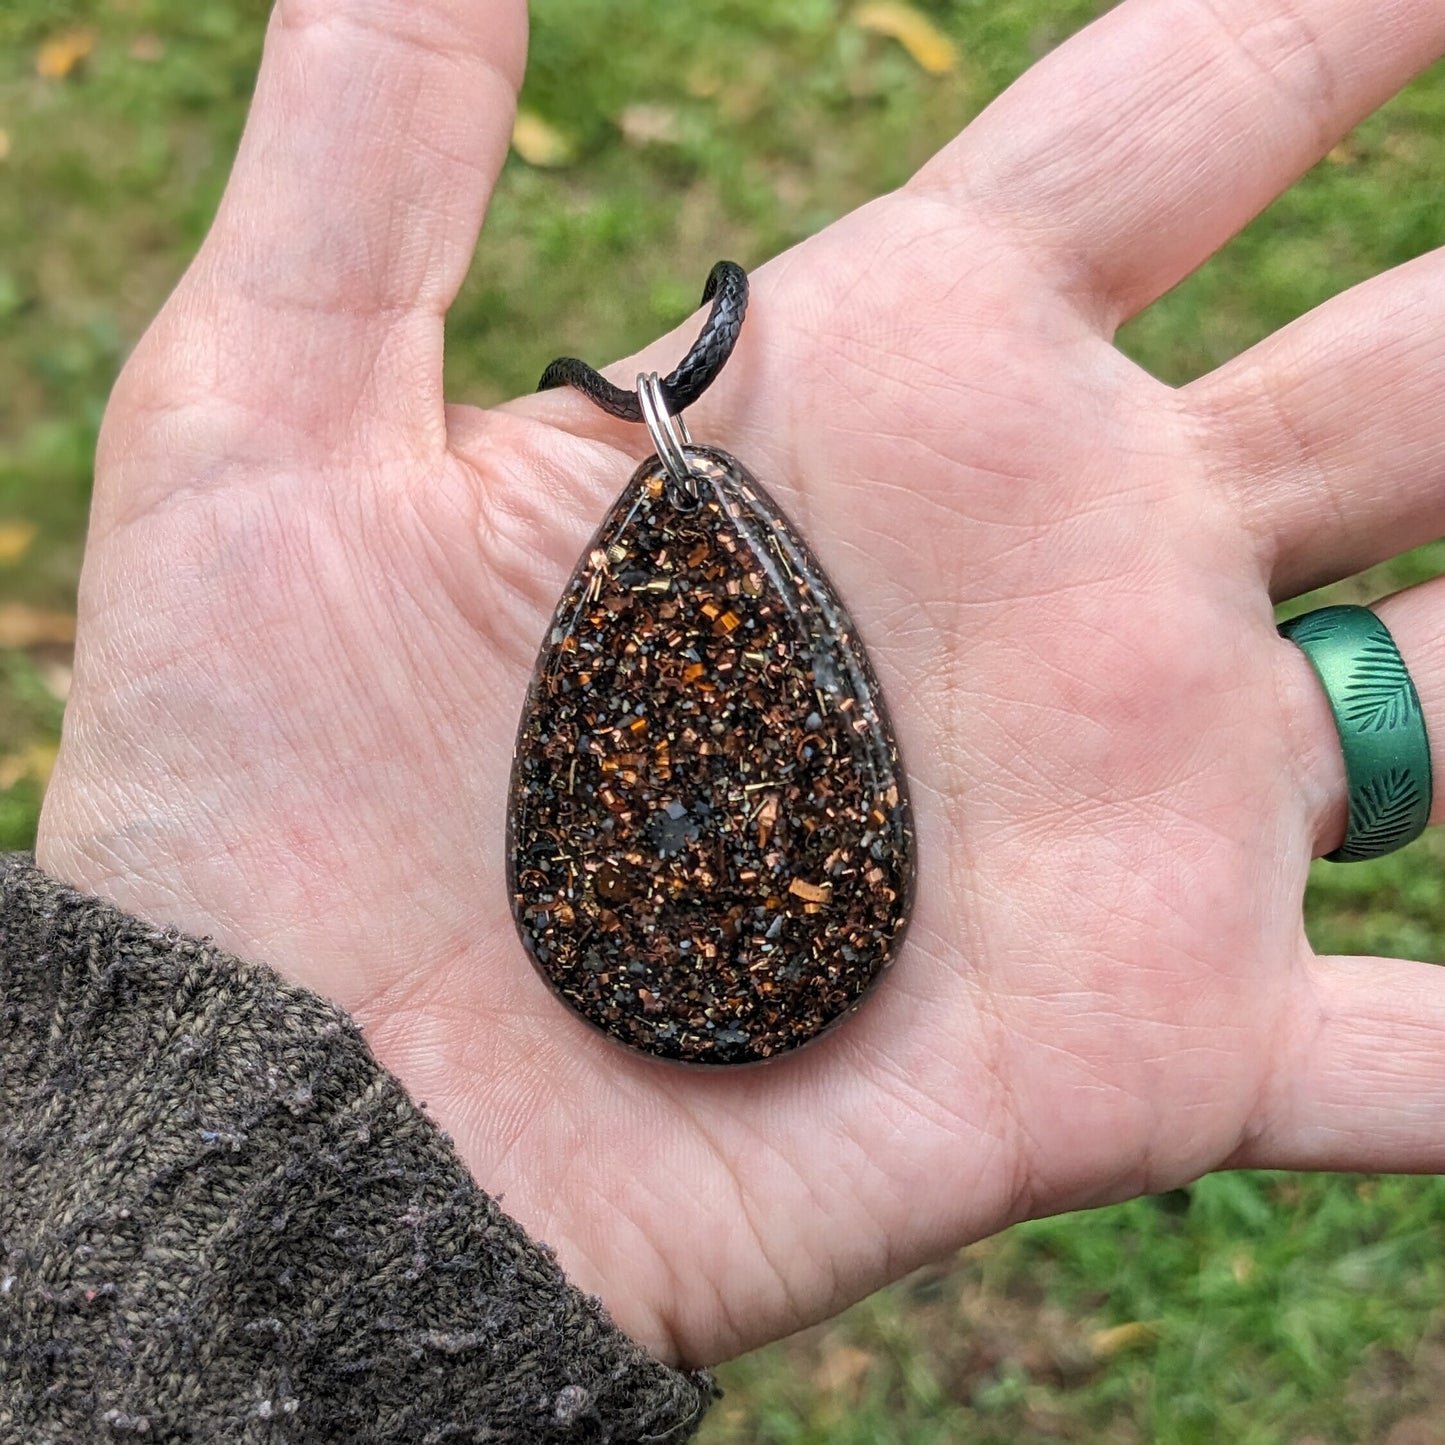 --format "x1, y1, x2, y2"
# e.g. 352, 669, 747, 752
3, 3, 1445, 1440
711, 1172, 1445, 1444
